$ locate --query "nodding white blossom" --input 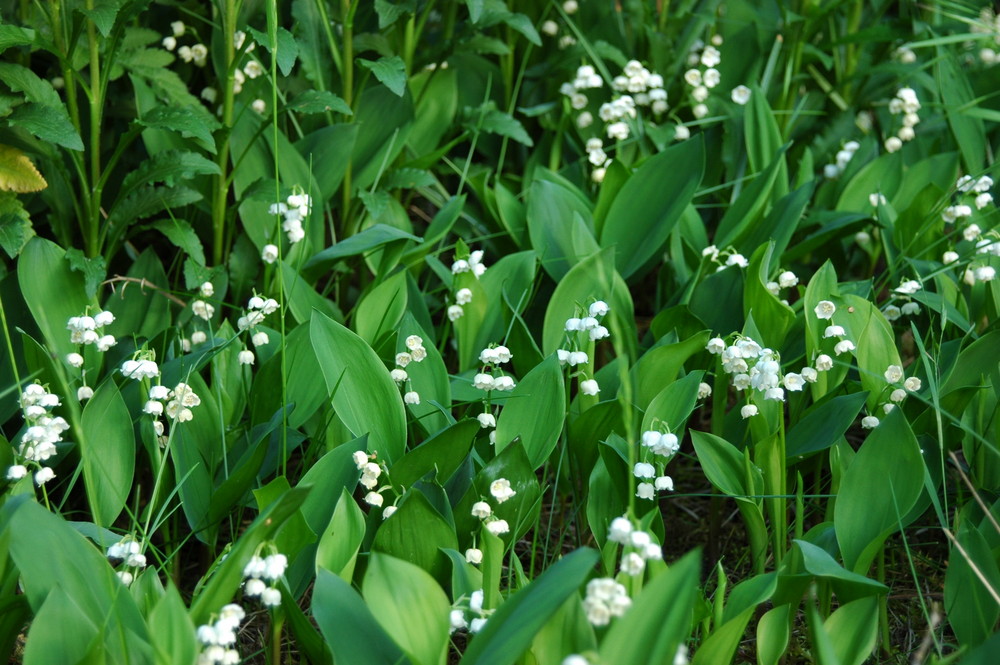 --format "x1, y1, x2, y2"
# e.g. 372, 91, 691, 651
191, 331, 208, 345
636, 483, 654, 501
778, 271, 798, 288
814, 300, 836, 320
364, 491, 384, 507
477, 412, 496, 428
633, 462, 656, 479
654, 475, 674, 492
251, 99, 266, 114
674, 125, 691, 141
66, 352, 84, 368
697, 382, 712, 399
815, 354, 834, 371
583, 578, 631, 626
621, 552, 646, 575
473, 373, 495, 391
455, 288, 473, 305
885, 136, 903, 153
904, 376, 922, 392
448, 305, 464, 321
121, 358, 160, 380
884, 365, 904, 384
34, 467, 55, 485
834, 340, 856, 355
403, 391, 420, 405
823, 325, 846, 339
861, 415, 880, 429
6, 465, 27, 481
741, 404, 758, 418
490, 478, 517, 503
471, 501, 492, 519
493, 376, 516, 391
731, 85, 751, 105
238, 350, 255, 366
975, 266, 996, 282
480, 345, 513, 365
608, 516, 633, 543
580, 379, 600, 396
262, 244, 279, 264
485, 519, 510, 536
